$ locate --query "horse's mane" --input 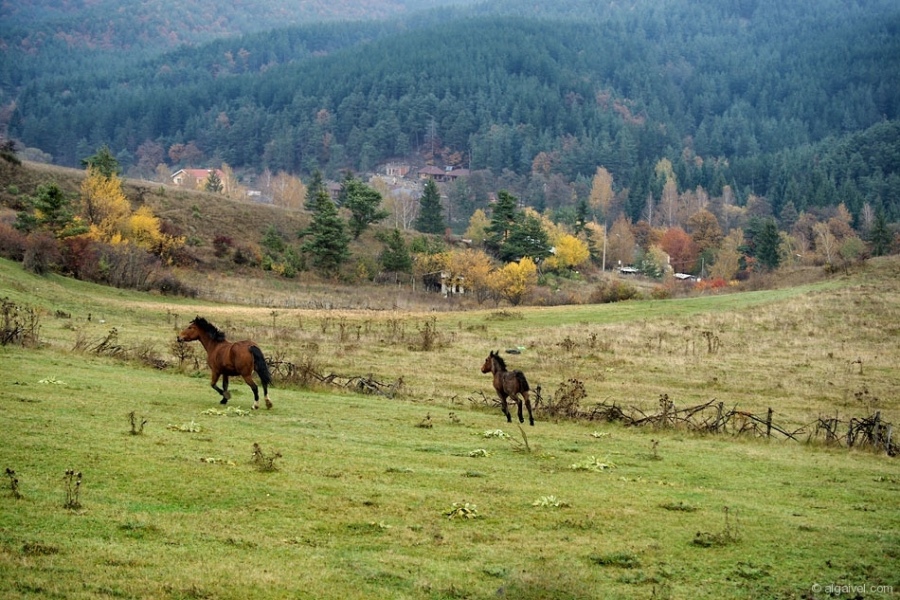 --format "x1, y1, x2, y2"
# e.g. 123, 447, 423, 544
492, 352, 507, 371
191, 316, 226, 342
